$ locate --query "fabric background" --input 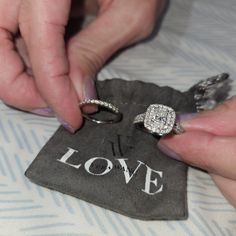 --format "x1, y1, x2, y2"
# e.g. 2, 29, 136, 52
0, 0, 236, 235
